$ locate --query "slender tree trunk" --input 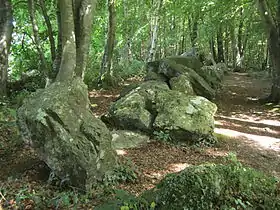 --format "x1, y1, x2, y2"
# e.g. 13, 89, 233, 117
217, 26, 225, 62
52, 0, 62, 78
99, 0, 116, 85
0, 0, 13, 97
39, 0, 56, 62
180, 18, 186, 55
188, 13, 199, 49
257, 0, 280, 103
224, 25, 229, 65
230, 21, 237, 69
209, 37, 217, 63
146, 0, 163, 62
73, 0, 96, 78
27, 0, 49, 76
236, 8, 245, 70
